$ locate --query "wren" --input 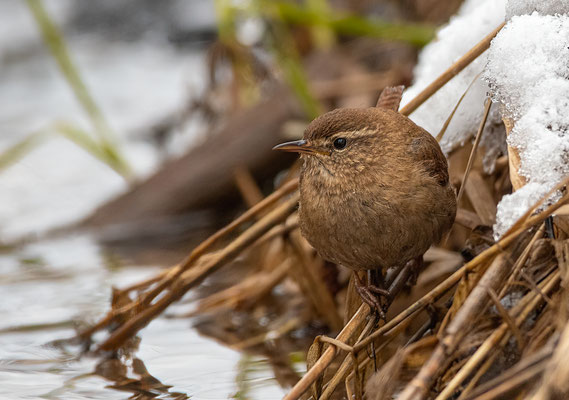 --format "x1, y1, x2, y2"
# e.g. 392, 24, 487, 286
274, 87, 457, 315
